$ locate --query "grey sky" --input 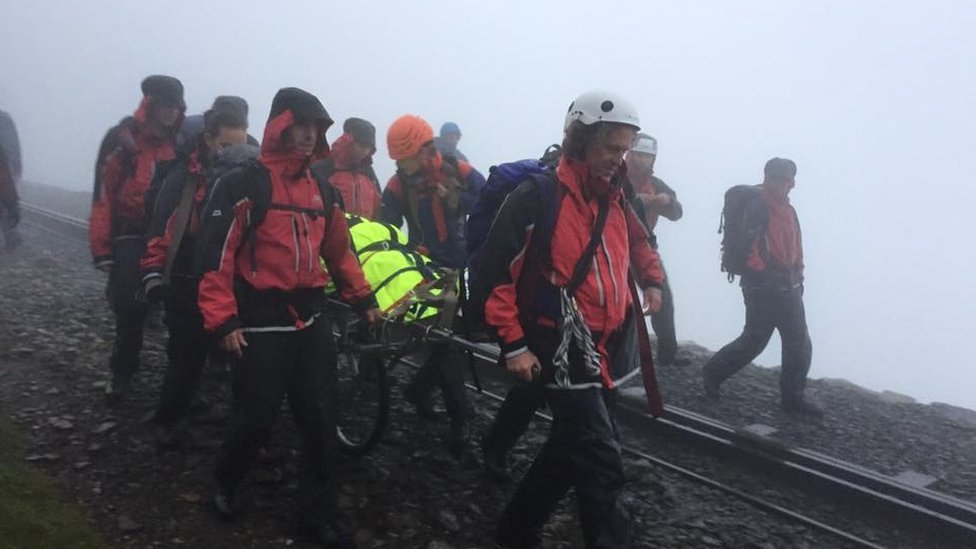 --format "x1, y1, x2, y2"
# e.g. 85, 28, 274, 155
2, 0, 974, 407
